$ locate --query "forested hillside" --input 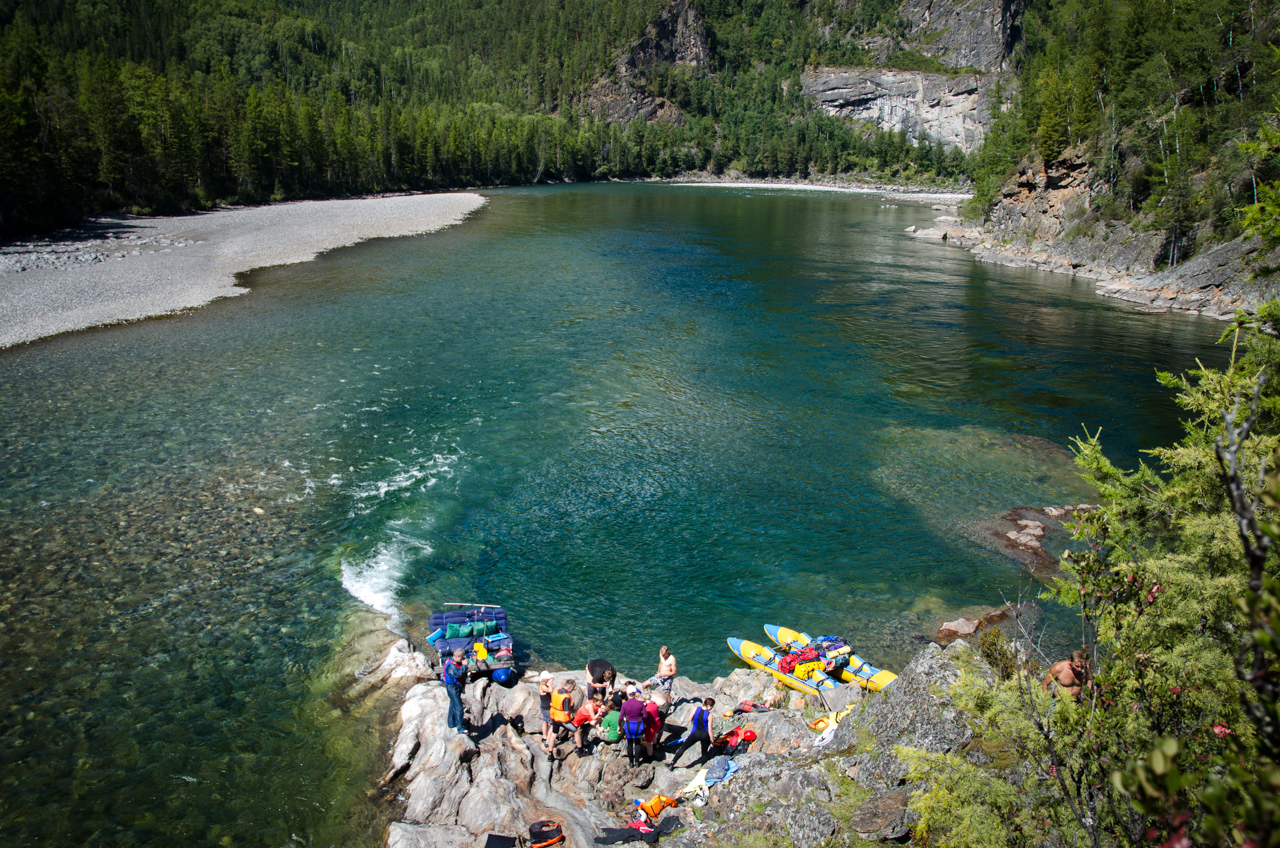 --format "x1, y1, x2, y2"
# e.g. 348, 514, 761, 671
970, 0, 1280, 266
0, 0, 963, 232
